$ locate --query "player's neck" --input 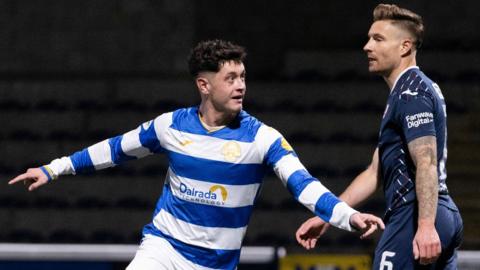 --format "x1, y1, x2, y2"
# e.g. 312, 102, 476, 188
384, 57, 417, 90
198, 104, 236, 128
